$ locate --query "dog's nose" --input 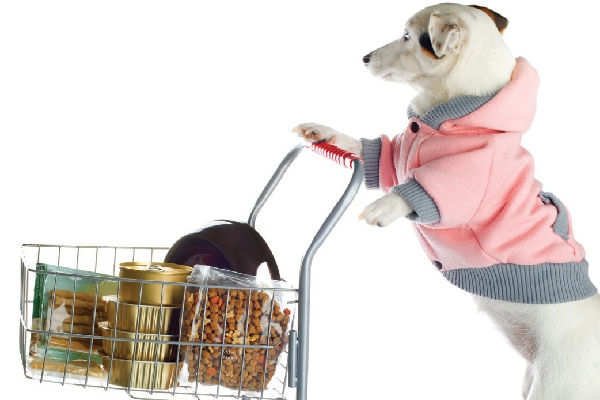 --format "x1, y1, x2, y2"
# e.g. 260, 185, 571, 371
363, 53, 371, 65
